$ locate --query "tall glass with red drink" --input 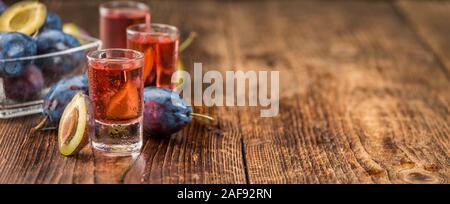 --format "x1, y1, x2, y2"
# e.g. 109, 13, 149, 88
100, 1, 150, 49
127, 23, 179, 89
87, 49, 144, 155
